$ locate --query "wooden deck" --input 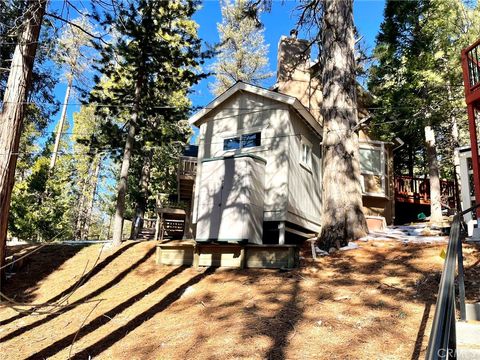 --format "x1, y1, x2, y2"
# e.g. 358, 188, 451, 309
394, 175, 455, 208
